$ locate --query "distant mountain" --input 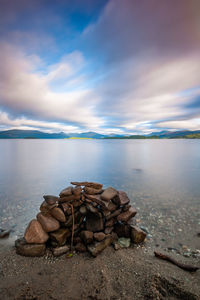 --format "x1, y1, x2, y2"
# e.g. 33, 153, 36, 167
0, 129, 199, 139
0, 129, 69, 139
